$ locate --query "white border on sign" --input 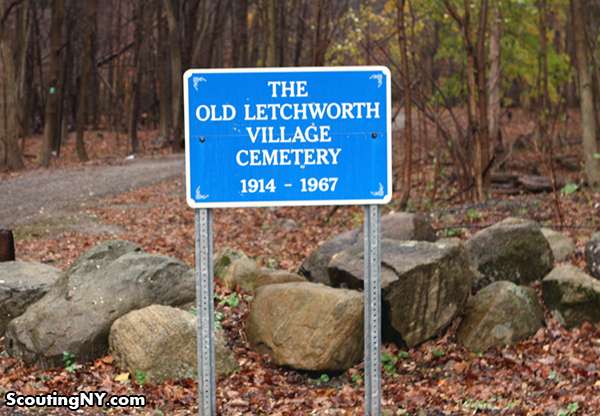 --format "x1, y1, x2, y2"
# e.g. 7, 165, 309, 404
183, 66, 392, 209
